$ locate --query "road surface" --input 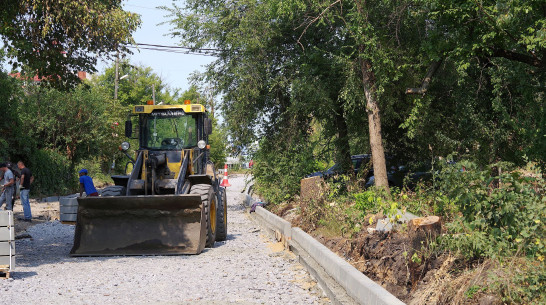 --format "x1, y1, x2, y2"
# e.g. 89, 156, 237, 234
1, 175, 330, 304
